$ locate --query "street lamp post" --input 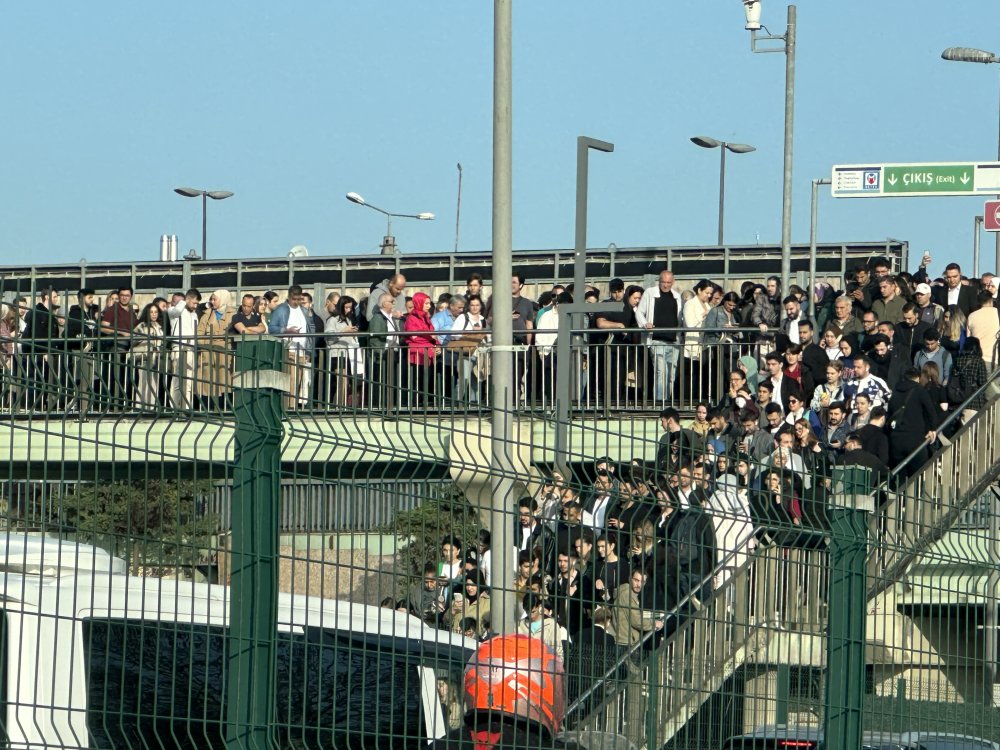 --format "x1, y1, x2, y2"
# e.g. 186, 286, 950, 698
809, 177, 832, 310
174, 187, 234, 260
345, 192, 435, 255
942, 46, 1000, 273
743, 1, 796, 291
690, 136, 757, 245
